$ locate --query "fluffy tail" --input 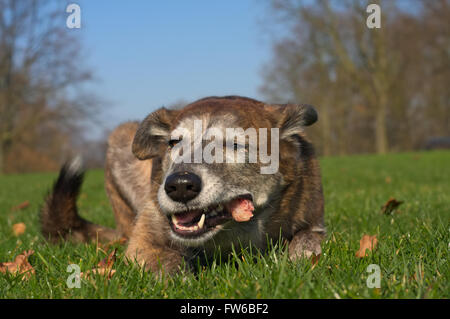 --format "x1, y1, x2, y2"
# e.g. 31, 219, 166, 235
41, 157, 120, 243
